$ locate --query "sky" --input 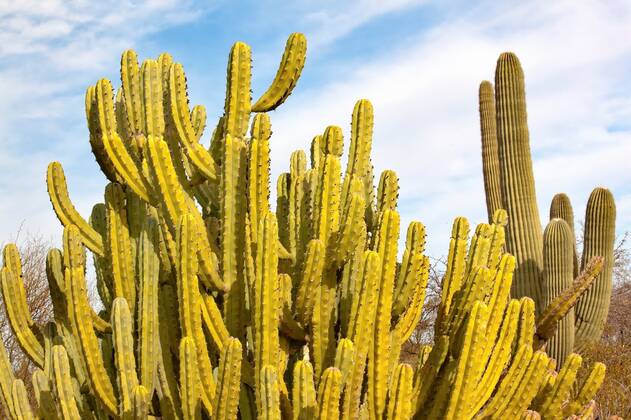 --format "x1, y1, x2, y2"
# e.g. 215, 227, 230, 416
0, 0, 630, 258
